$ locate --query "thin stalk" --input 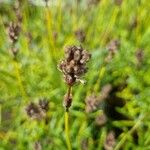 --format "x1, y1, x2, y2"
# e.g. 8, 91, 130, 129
64, 85, 72, 150
65, 111, 72, 150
